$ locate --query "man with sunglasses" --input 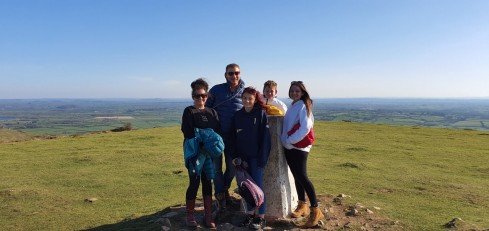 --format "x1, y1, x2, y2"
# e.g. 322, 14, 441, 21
206, 63, 245, 212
